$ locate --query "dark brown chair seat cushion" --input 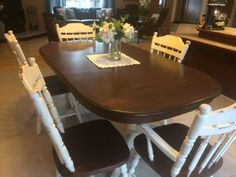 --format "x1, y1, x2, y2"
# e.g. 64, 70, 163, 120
44, 75, 70, 96
134, 123, 223, 177
53, 119, 130, 177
